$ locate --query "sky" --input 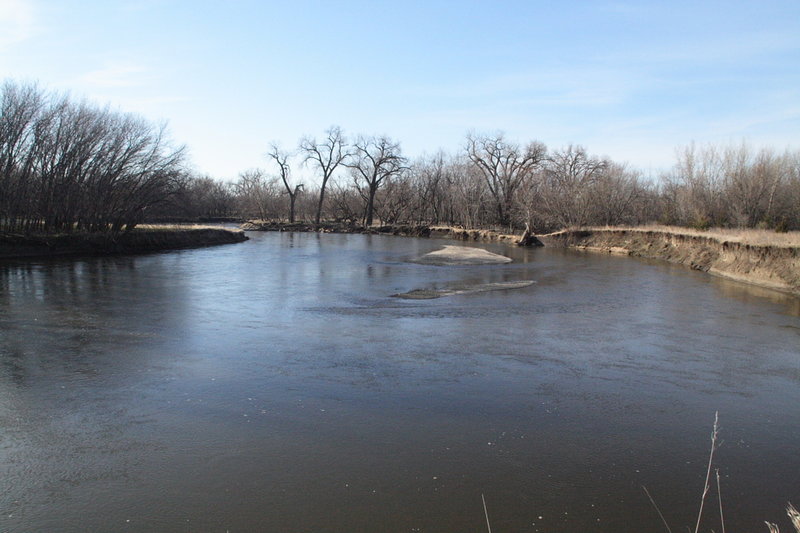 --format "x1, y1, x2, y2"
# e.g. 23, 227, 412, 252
1, 0, 799, 182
